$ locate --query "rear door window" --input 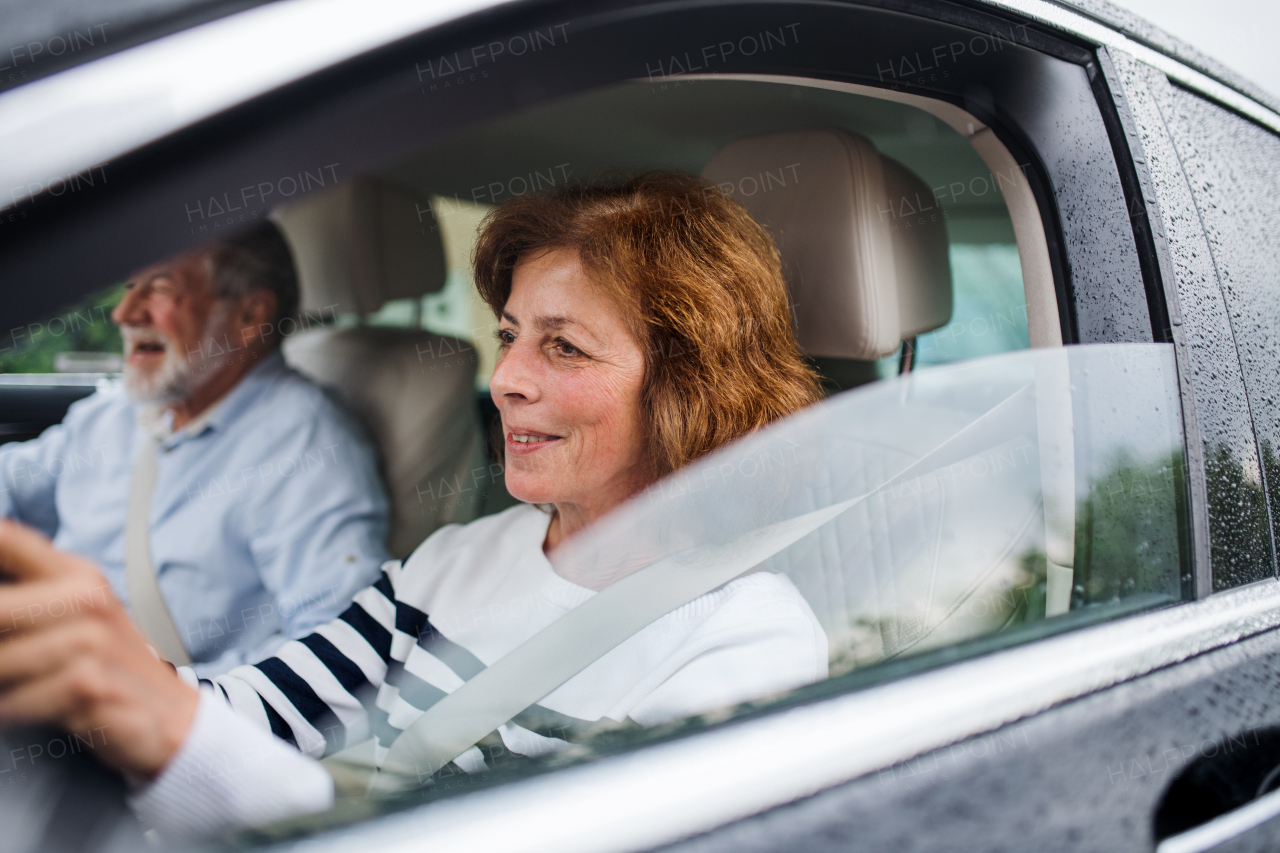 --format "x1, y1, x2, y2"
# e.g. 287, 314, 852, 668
1107, 51, 1279, 590
1147, 85, 1280, 584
